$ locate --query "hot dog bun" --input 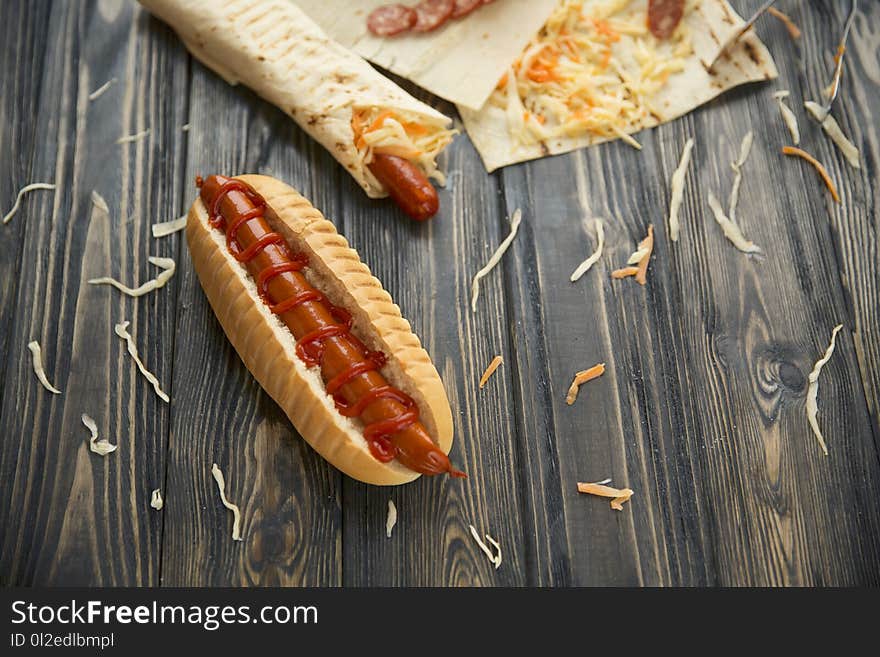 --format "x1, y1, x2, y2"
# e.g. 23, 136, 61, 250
186, 174, 453, 485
